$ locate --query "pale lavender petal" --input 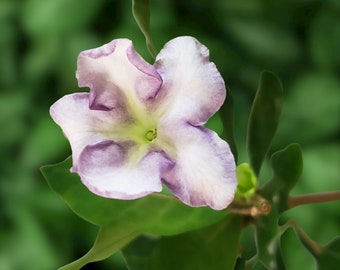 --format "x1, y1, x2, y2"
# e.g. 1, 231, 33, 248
154, 36, 226, 125
76, 141, 175, 199
159, 122, 237, 210
76, 39, 162, 111
49, 93, 128, 170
